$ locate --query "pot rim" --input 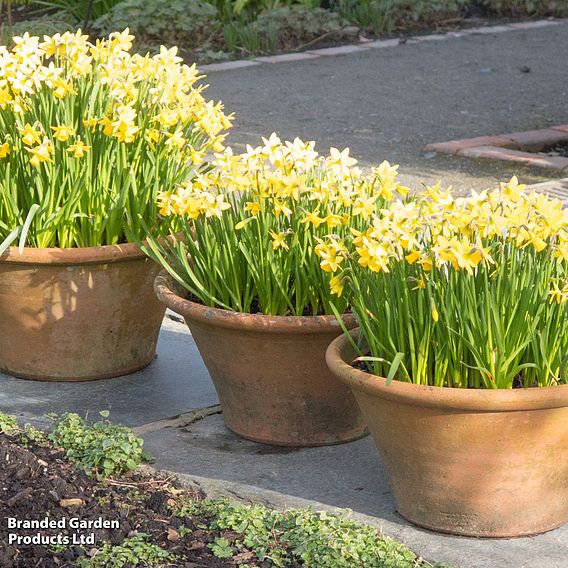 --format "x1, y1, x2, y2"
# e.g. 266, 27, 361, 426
154, 270, 355, 333
0, 241, 146, 266
326, 328, 568, 411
